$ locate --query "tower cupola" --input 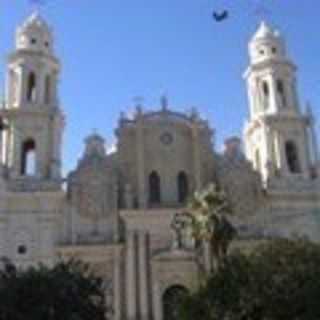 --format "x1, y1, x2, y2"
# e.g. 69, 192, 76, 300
84, 133, 106, 158
16, 12, 53, 55
249, 21, 286, 64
